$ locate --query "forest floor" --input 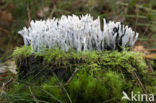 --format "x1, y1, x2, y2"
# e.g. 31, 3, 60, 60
0, 0, 156, 100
